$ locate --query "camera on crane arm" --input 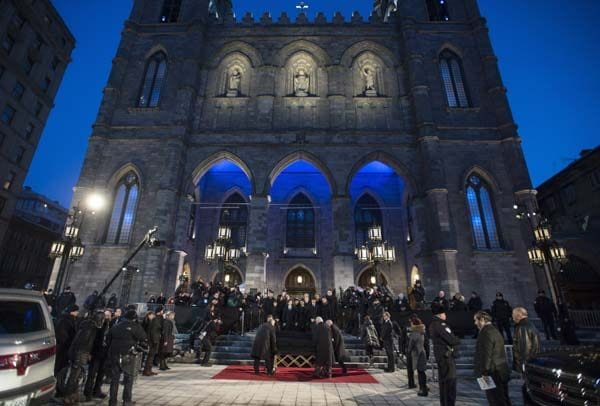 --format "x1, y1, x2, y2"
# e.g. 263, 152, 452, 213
146, 226, 165, 248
